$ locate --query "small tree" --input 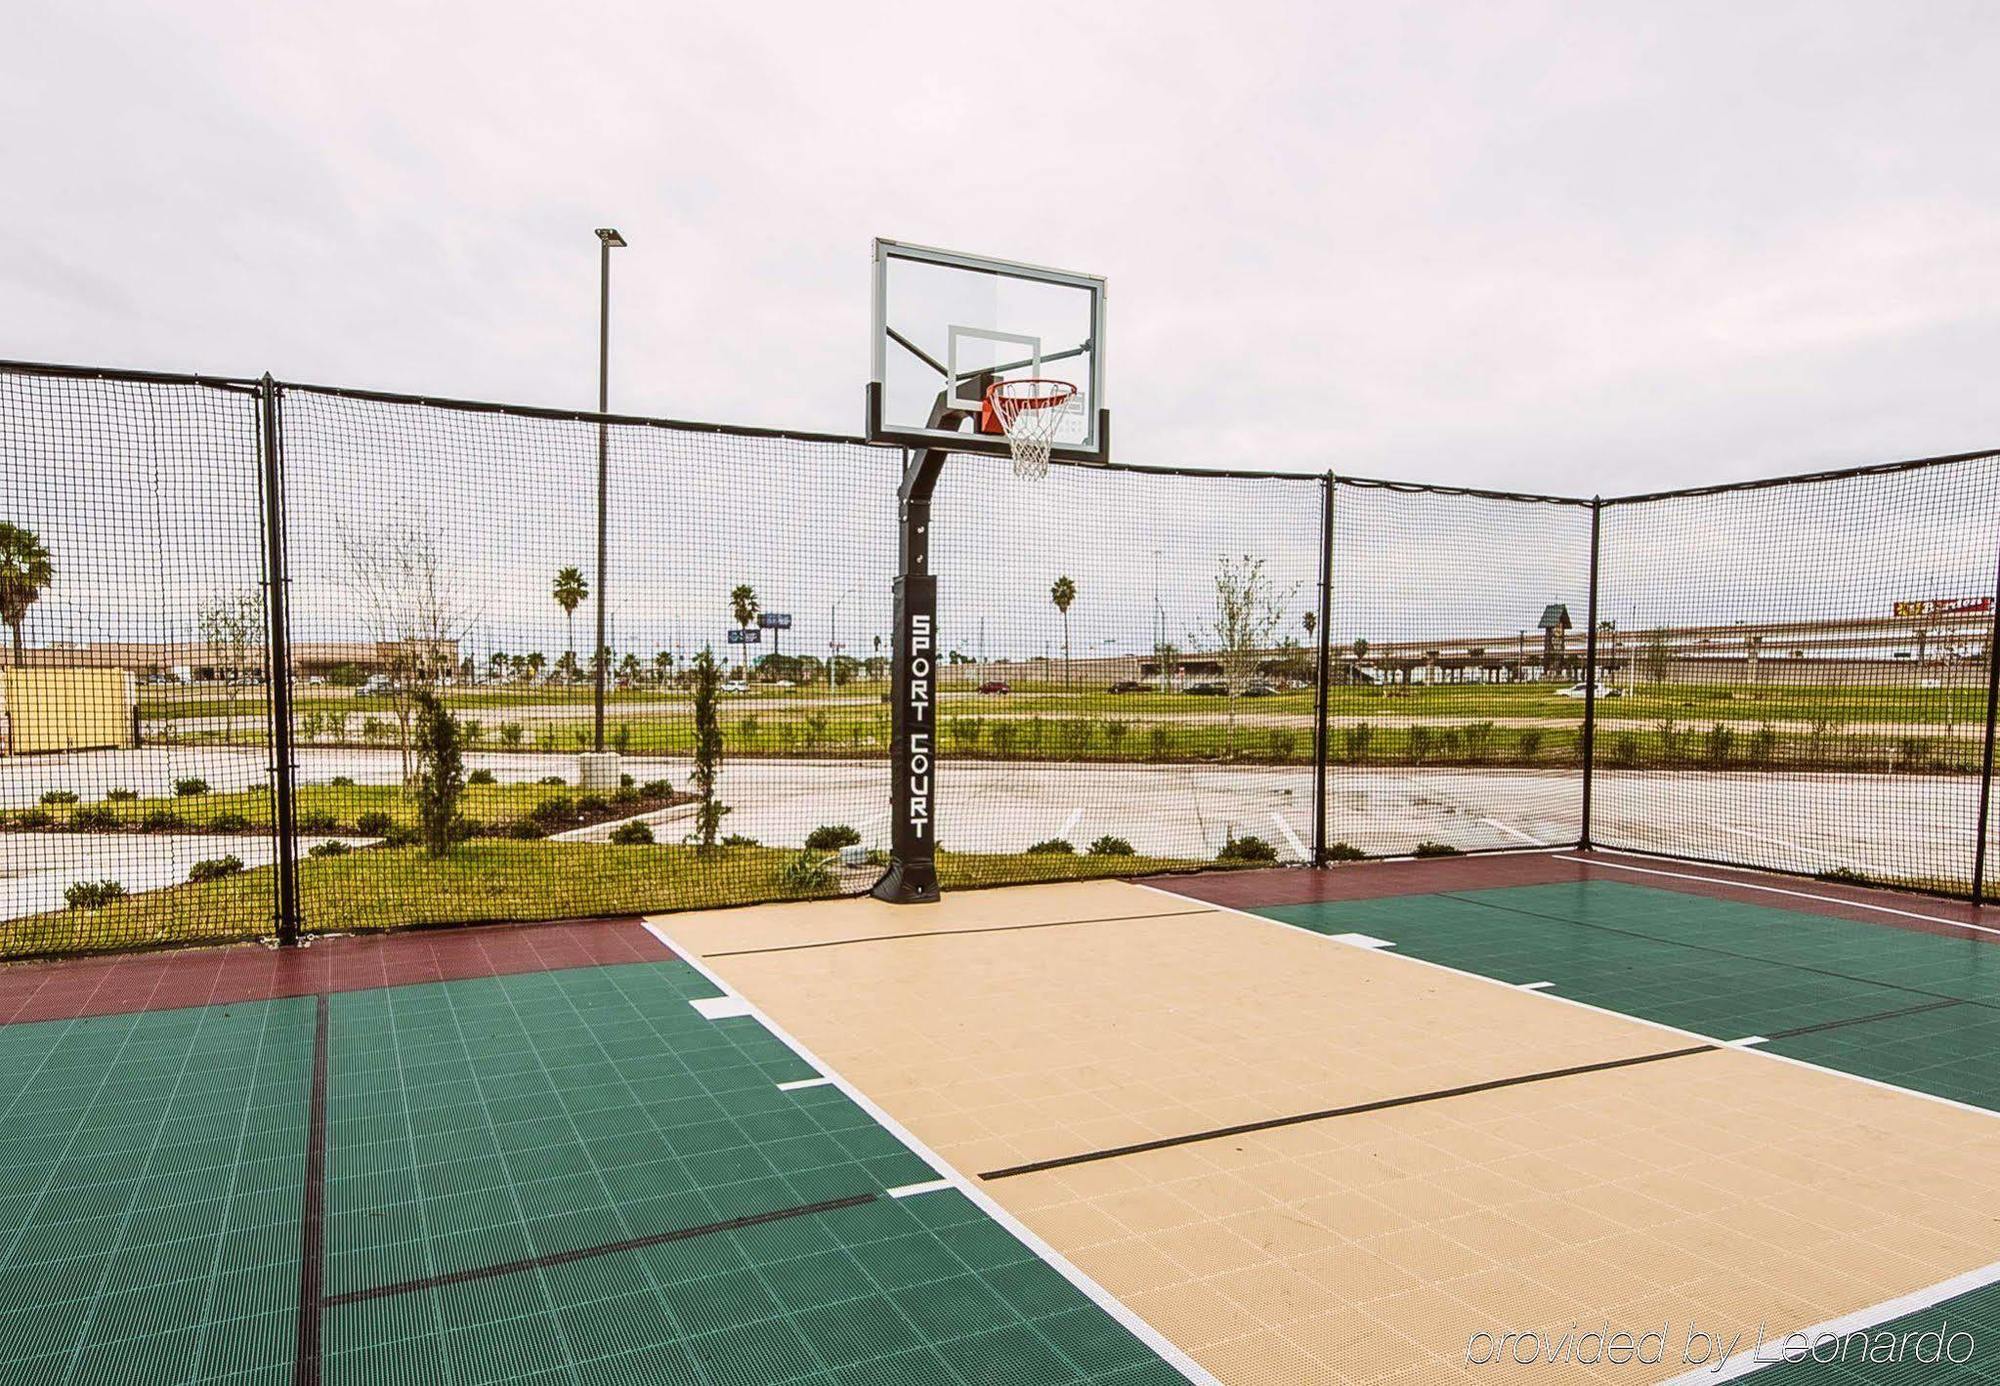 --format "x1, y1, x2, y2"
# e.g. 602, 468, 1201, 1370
410, 688, 465, 858
1643, 628, 1671, 685
1050, 576, 1077, 690
1153, 639, 1180, 690
198, 589, 262, 742
0, 523, 54, 666
689, 648, 729, 848
730, 584, 760, 677
1302, 611, 1317, 640
1200, 555, 1296, 757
